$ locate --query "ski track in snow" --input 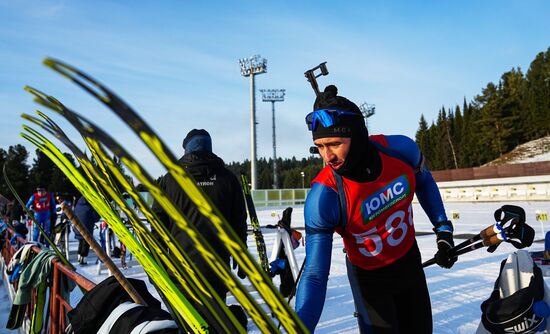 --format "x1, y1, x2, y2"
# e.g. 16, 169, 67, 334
7, 201, 549, 333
